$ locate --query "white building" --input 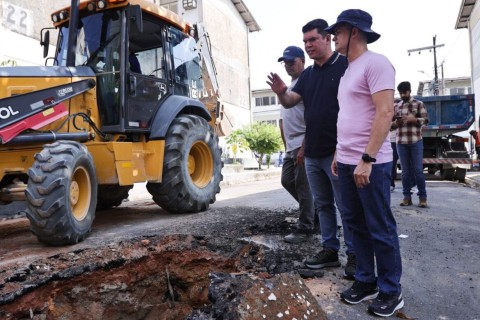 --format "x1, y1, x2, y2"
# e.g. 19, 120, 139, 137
456, 0, 480, 130
417, 76, 472, 97
251, 88, 281, 127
